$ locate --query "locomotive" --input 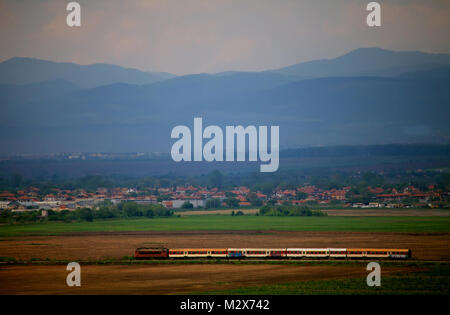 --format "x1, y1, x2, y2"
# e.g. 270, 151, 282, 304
134, 247, 411, 260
